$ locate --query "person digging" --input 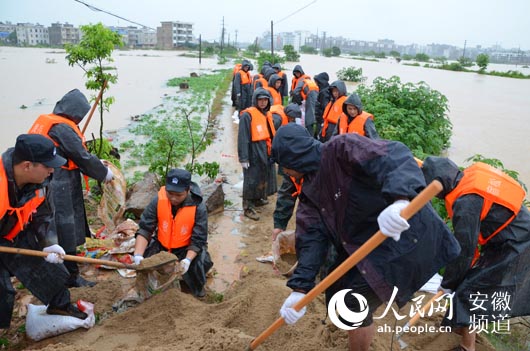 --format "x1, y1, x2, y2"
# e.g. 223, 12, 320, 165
132, 168, 213, 298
